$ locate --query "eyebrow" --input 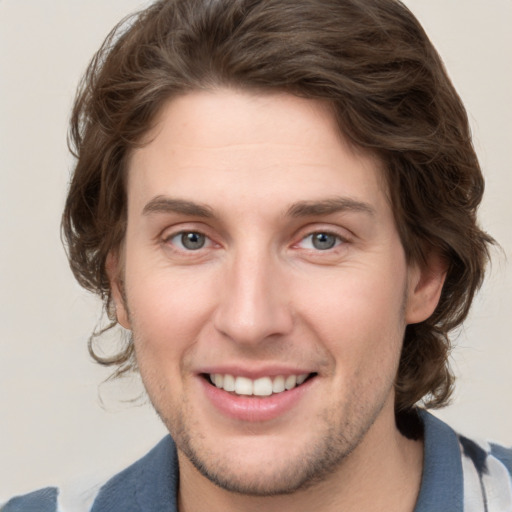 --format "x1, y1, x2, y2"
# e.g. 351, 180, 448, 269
286, 197, 375, 217
142, 195, 375, 219
142, 196, 214, 218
